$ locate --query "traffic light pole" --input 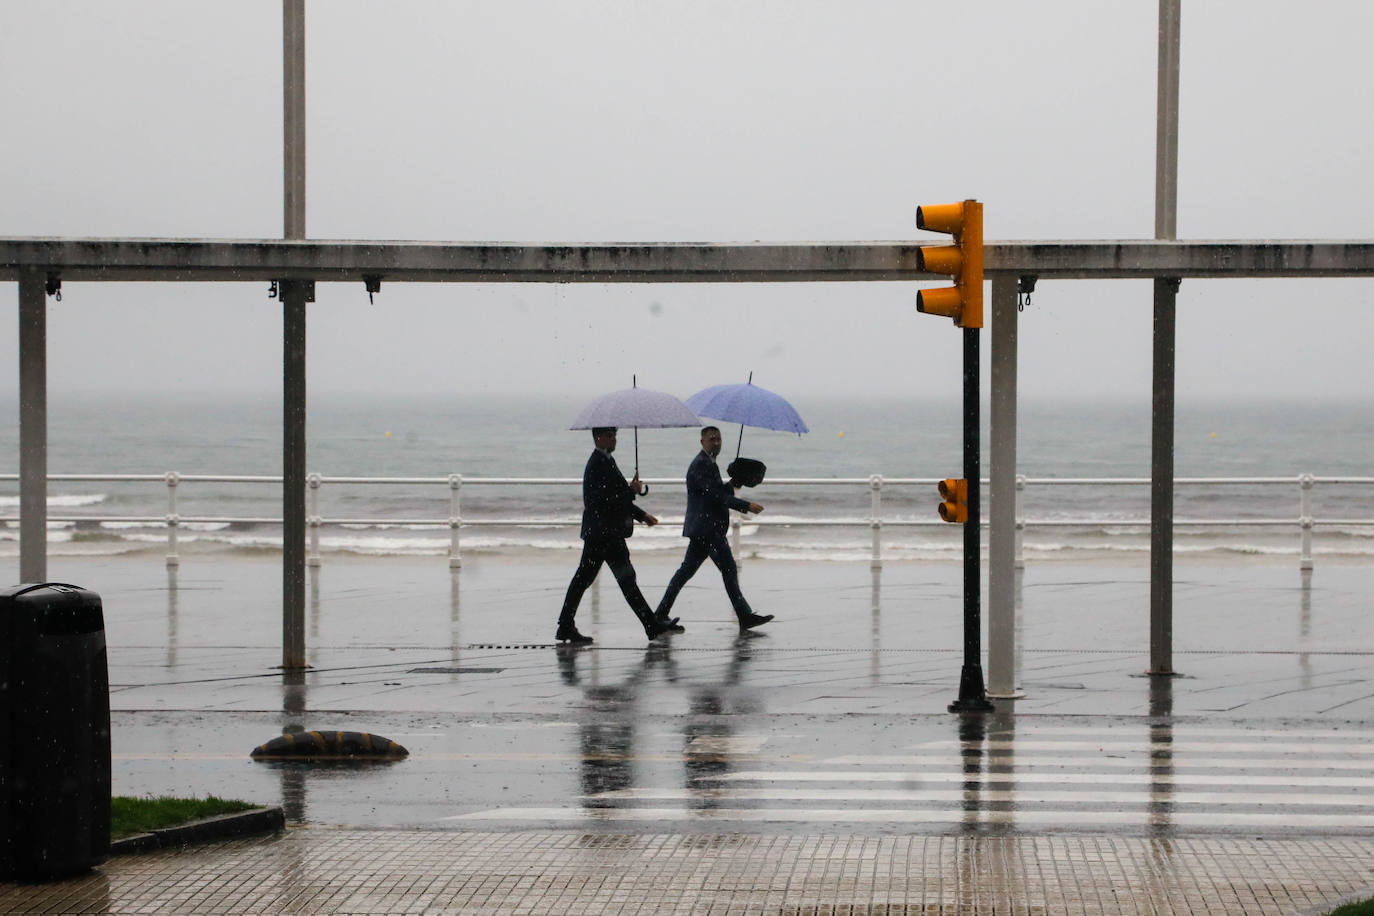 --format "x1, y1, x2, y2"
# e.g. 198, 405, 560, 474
950, 326, 994, 712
